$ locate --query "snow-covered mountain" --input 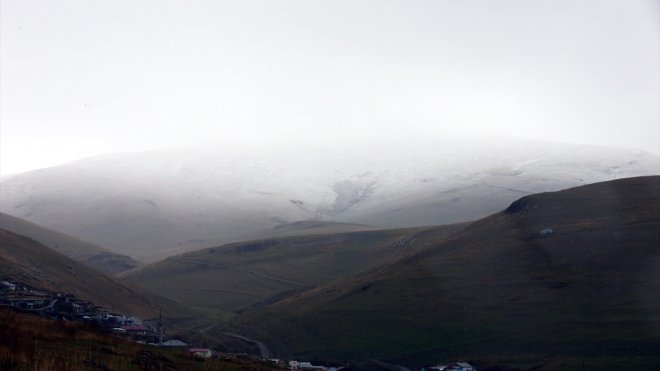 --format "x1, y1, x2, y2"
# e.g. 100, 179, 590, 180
1, 137, 657, 261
